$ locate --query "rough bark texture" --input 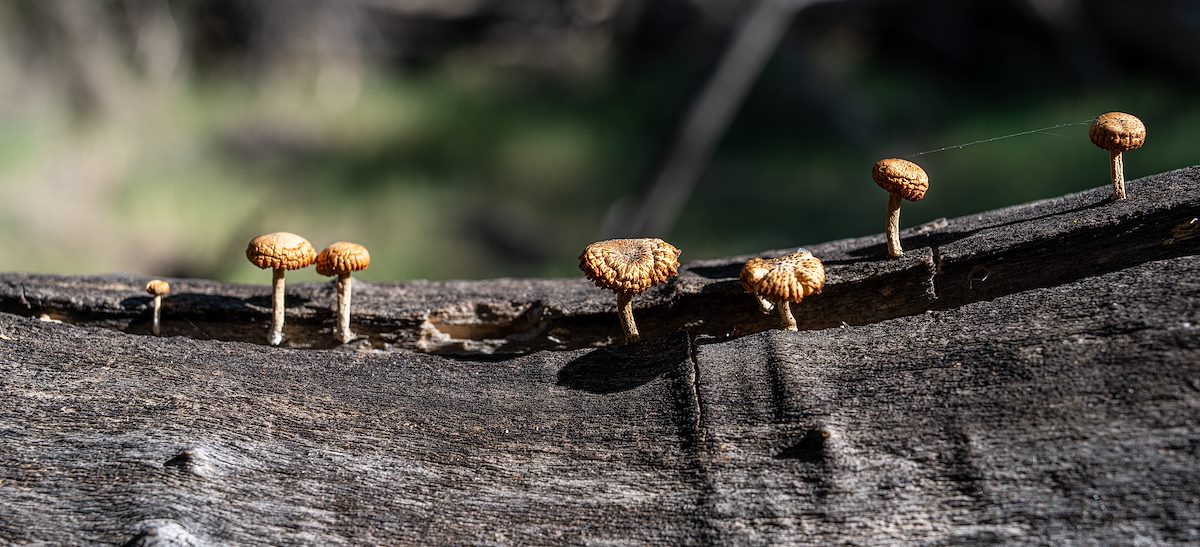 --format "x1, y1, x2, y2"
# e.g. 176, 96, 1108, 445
1, 167, 1199, 544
